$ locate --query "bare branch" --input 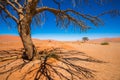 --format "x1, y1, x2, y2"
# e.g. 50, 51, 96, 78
35, 7, 102, 30
12, 0, 23, 8
52, 0, 61, 9
64, 9, 104, 26
6, 0, 19, 12
35, 7, 60, 15
97, 9, 120, 17
0, 4, 18, 23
